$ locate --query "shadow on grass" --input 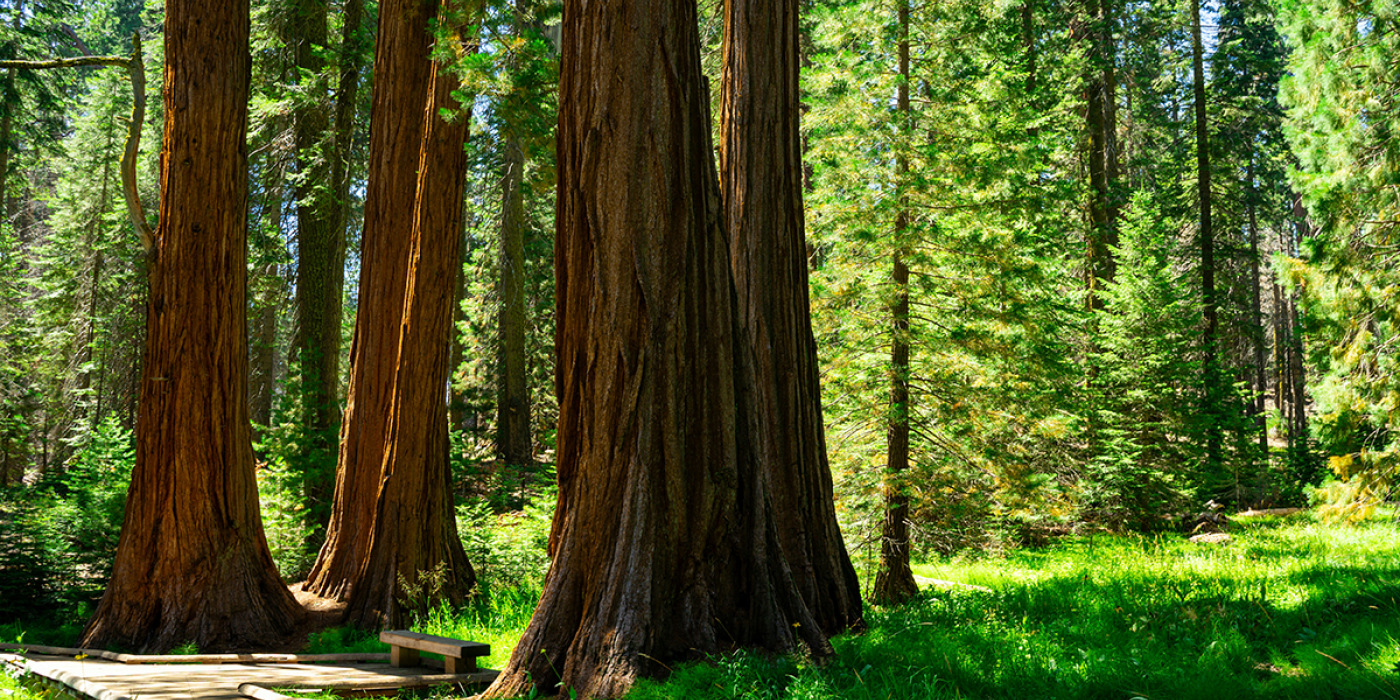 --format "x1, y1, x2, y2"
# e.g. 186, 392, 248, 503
632, 527, 1400, 700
